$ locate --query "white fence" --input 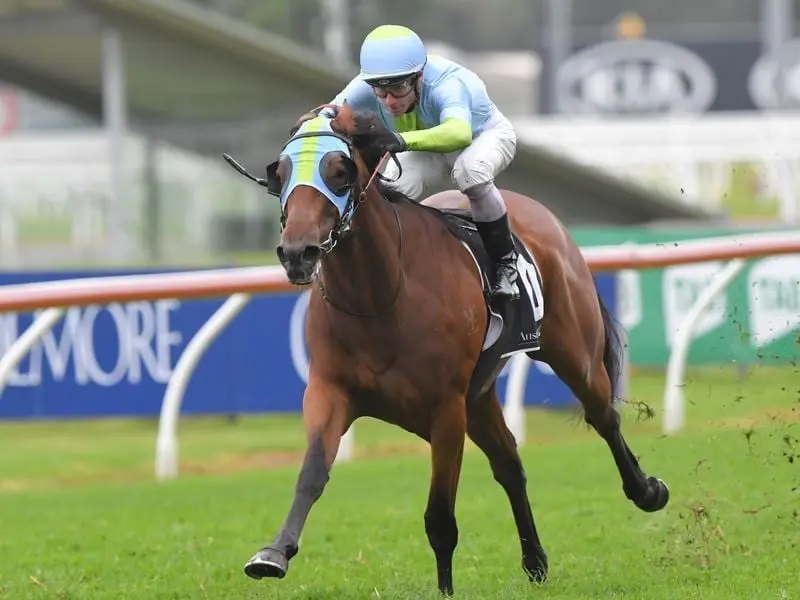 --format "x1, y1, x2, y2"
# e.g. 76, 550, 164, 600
0, 231, 798, 479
